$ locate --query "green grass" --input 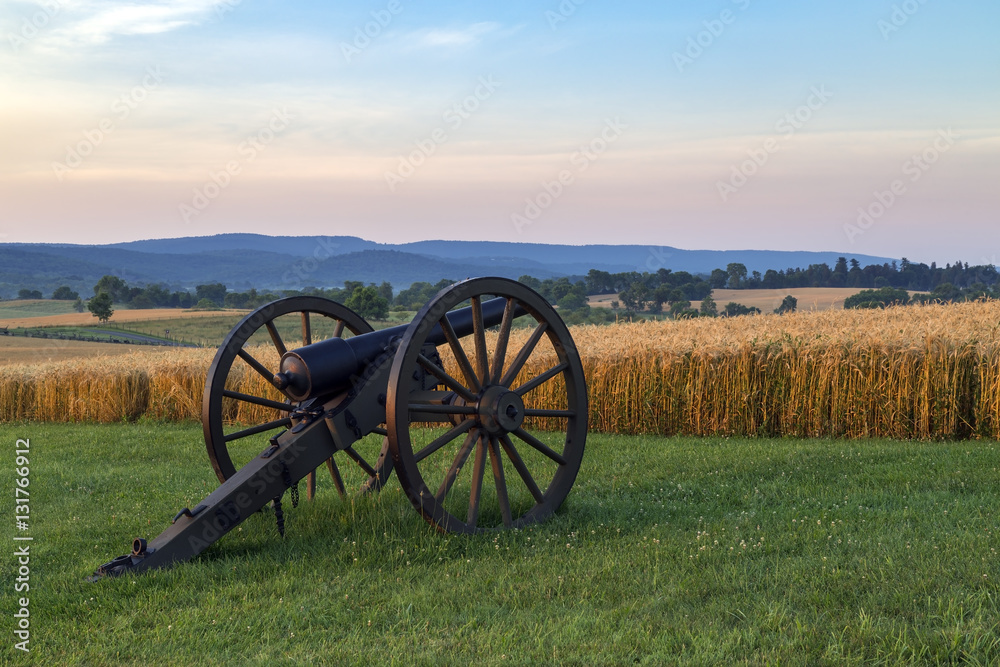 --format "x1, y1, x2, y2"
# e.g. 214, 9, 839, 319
1, 424, 997, 665
104, 315, 248, 347
8, 325, 183, 345
2, 301, 417, 348
112, 312, 417, 348
0, 300, 78, 319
